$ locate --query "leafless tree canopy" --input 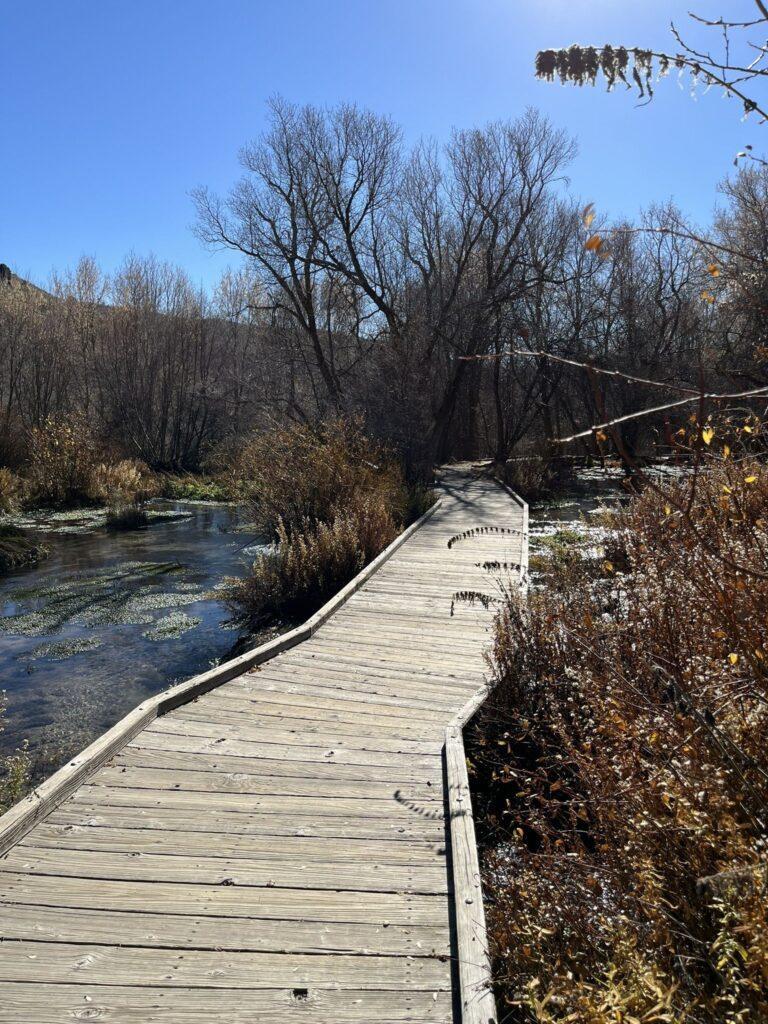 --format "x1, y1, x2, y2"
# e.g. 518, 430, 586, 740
2, 100, 767, 472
